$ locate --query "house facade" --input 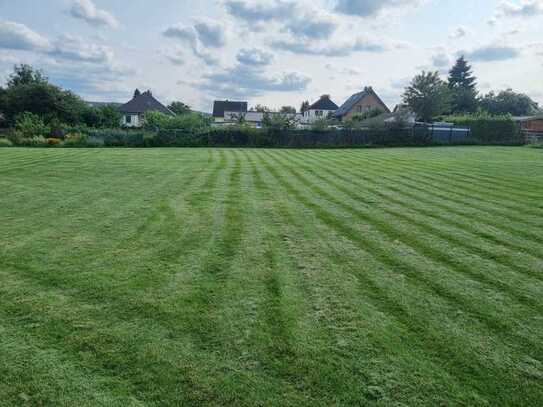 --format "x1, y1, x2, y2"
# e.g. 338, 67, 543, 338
302, 95, 339, 124
515, 116, 543, 133
213, 100, 248, 123
334, 87, 390, 121
223, 111, 301, 128
119, 90, 173, 128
